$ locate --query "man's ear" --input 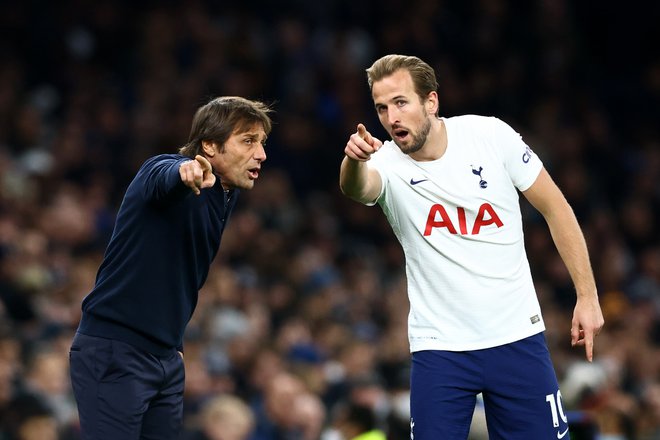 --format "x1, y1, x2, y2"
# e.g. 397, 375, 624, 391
201, 140, 217, 157
426, 91, 439, 116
